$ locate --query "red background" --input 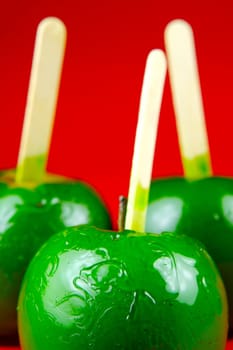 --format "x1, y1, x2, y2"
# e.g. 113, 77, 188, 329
0, 0, 233, 348
1, 0, 233, 226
